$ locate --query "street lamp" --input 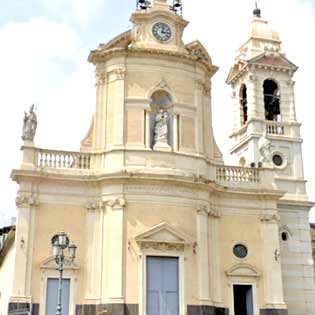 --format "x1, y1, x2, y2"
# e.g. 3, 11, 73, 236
51, 232, 77, 315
